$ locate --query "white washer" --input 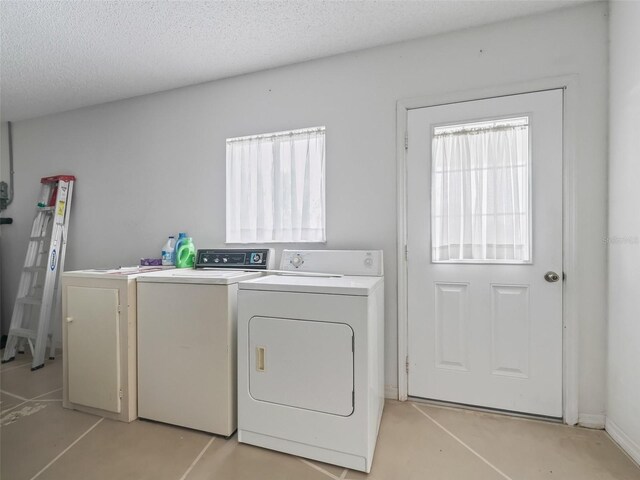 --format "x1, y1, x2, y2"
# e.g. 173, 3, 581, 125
237, 250, 384, 473
137, 262, 263, 436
